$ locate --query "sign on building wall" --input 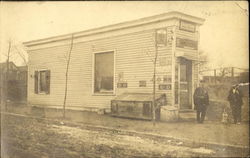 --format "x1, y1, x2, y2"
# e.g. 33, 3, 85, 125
156, 29, 167, 46
159, 84, 171, 90
176, 38, 198, 50
179, 20, 196, 32
117, 82, 127, 88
